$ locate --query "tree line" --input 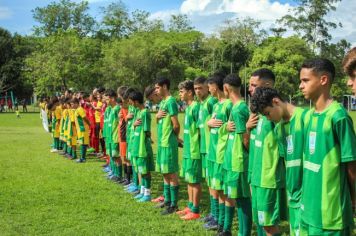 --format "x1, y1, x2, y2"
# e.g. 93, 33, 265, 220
0, 0, 352, 101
